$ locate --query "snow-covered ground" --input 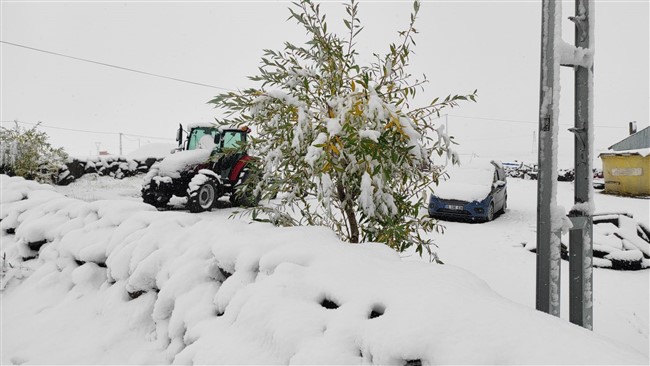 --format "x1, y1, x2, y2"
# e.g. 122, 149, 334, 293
1, 174, 648, 364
